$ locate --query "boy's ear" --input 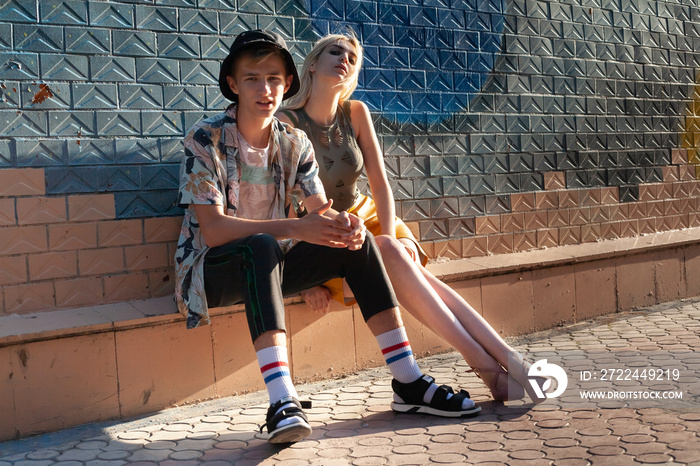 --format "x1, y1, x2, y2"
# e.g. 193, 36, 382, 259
284, 74, 293, 93
226, 75, 239, 98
